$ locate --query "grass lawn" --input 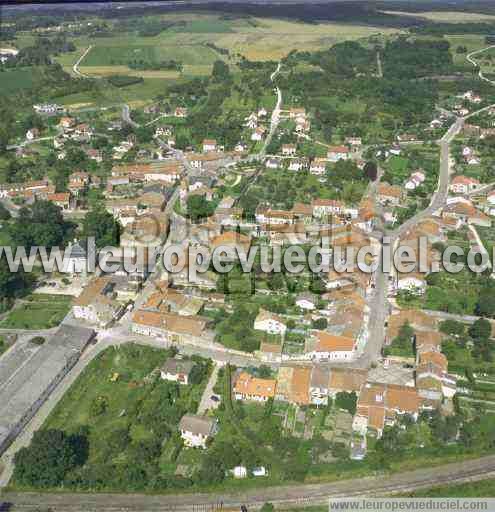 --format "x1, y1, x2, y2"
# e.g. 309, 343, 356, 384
34, 344, 211, 491
0, 294, 71, 329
